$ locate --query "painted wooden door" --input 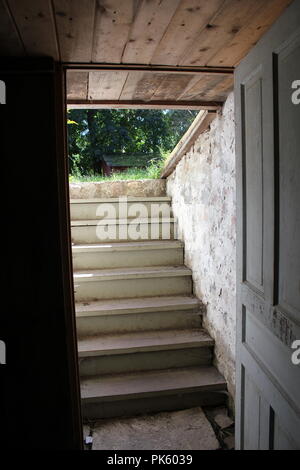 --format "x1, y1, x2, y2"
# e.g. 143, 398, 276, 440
0, 59, 82, 449
235, 0, 300, 450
